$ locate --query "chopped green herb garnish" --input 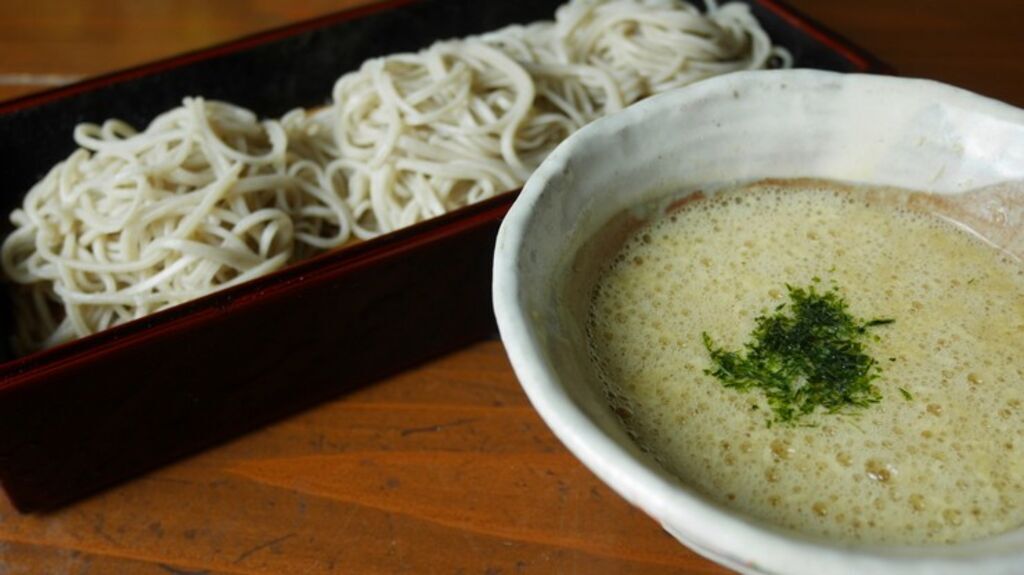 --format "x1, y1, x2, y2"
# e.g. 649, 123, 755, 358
864, 318, 895, 327
898, 387, 913, 401
702, 284, 894, 426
